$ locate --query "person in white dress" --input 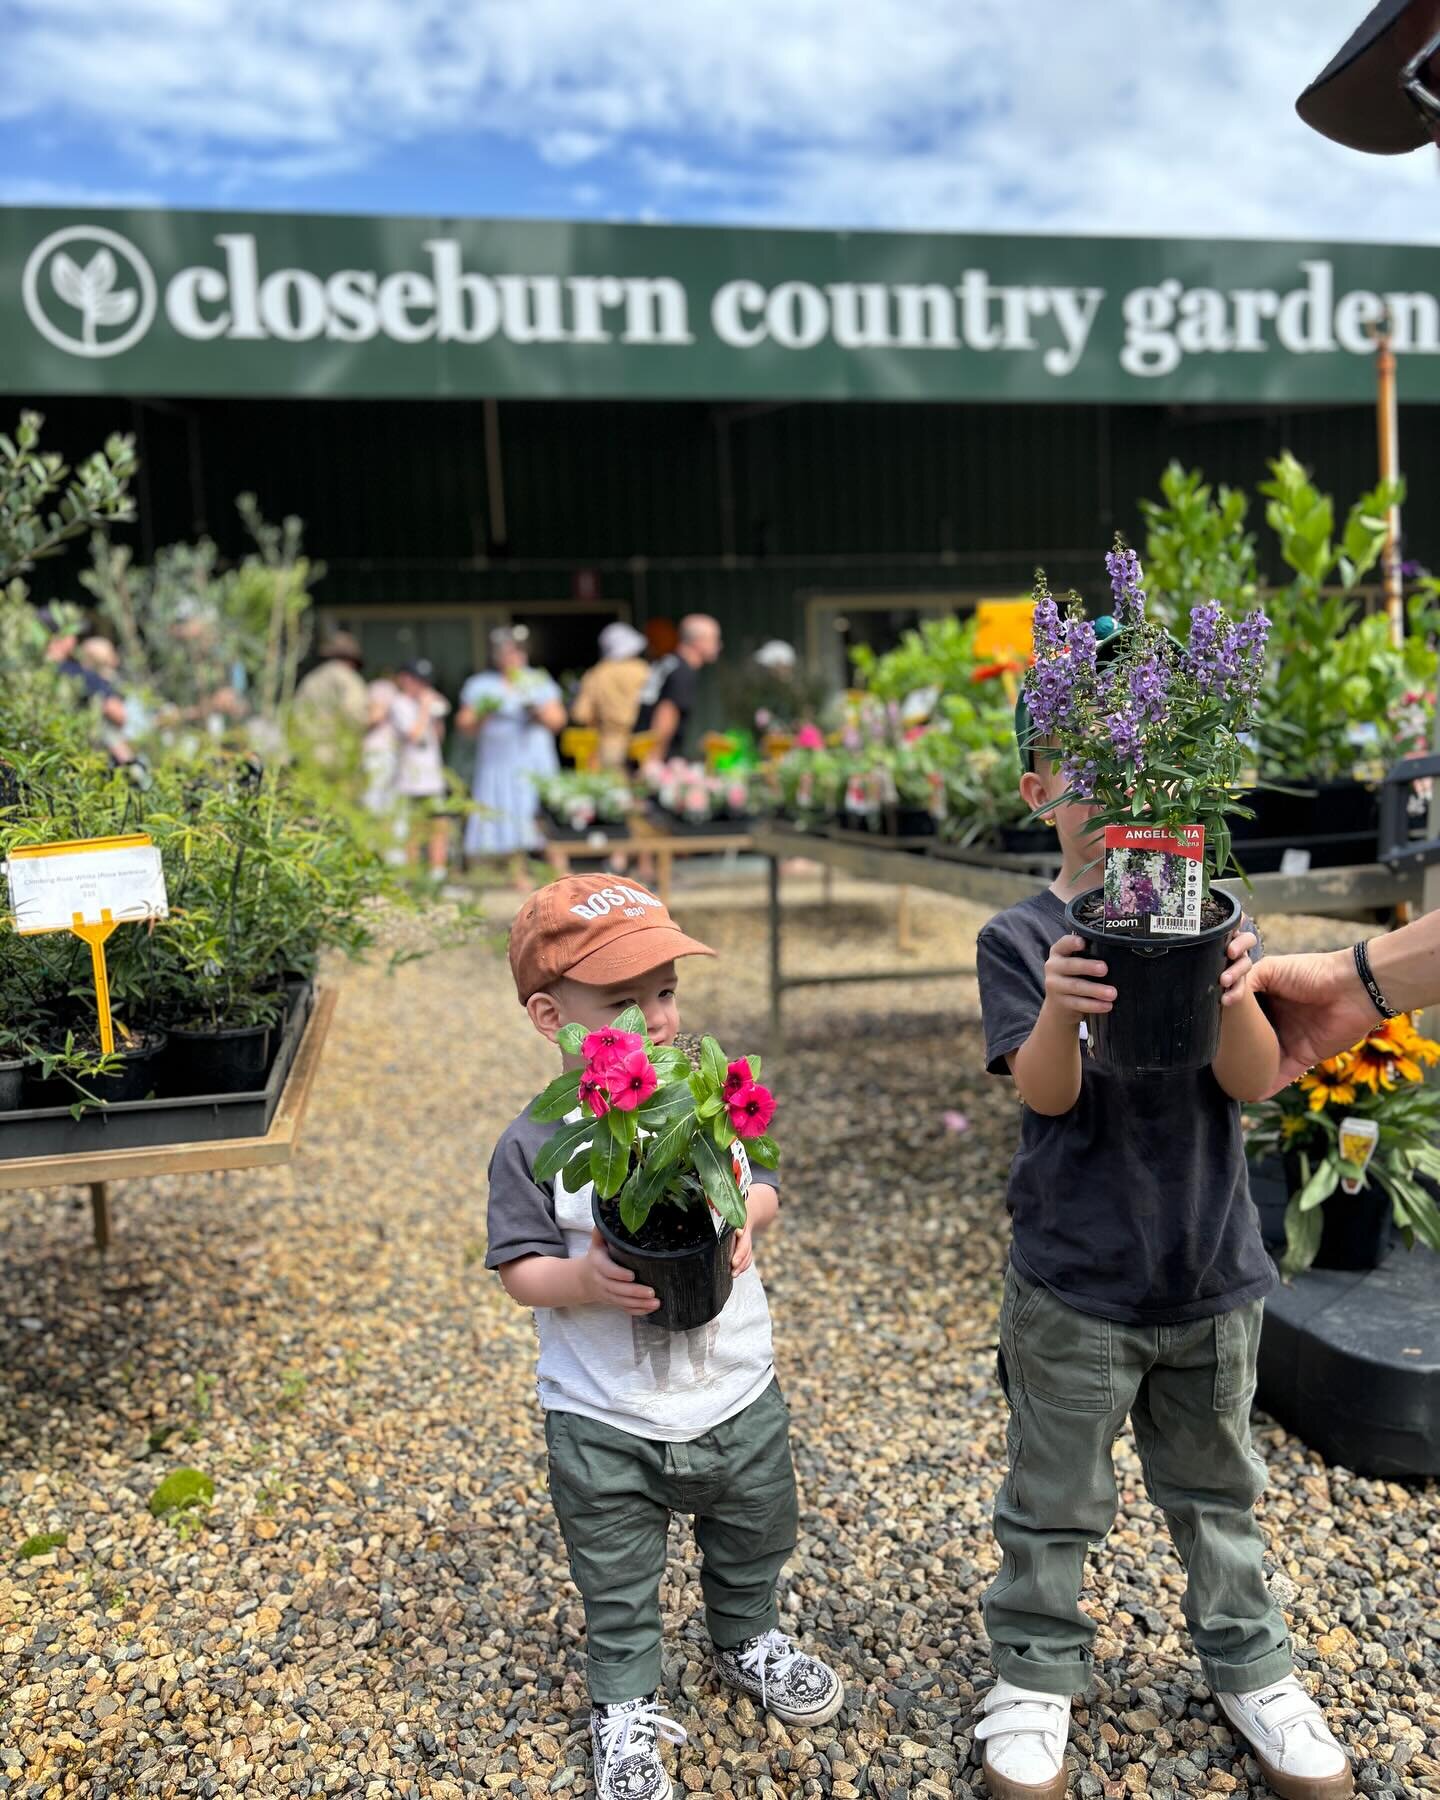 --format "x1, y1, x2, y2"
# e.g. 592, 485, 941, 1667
389, 660, 452, 881
457, 627, 566, 887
